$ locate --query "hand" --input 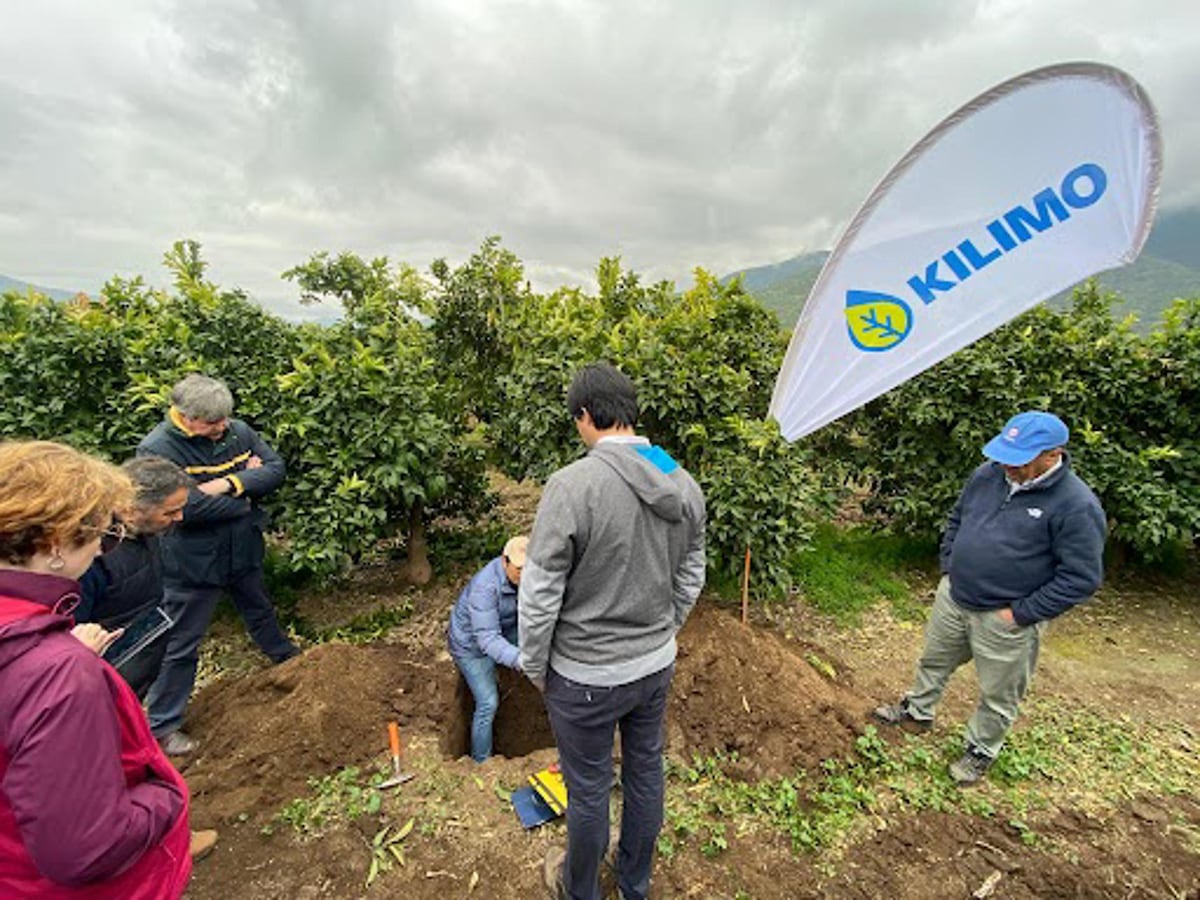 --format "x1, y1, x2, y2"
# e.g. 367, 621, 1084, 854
198, 478, 232, 496
246, 455, 263, 470
71, 623, 124, 655
995, 608, 1016, 626
529, 675, 546, 693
